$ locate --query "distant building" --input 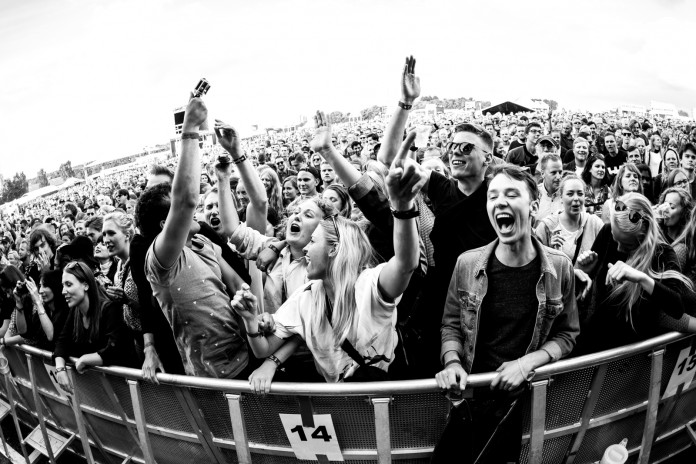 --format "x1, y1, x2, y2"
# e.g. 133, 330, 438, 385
650, 101, 676, 118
